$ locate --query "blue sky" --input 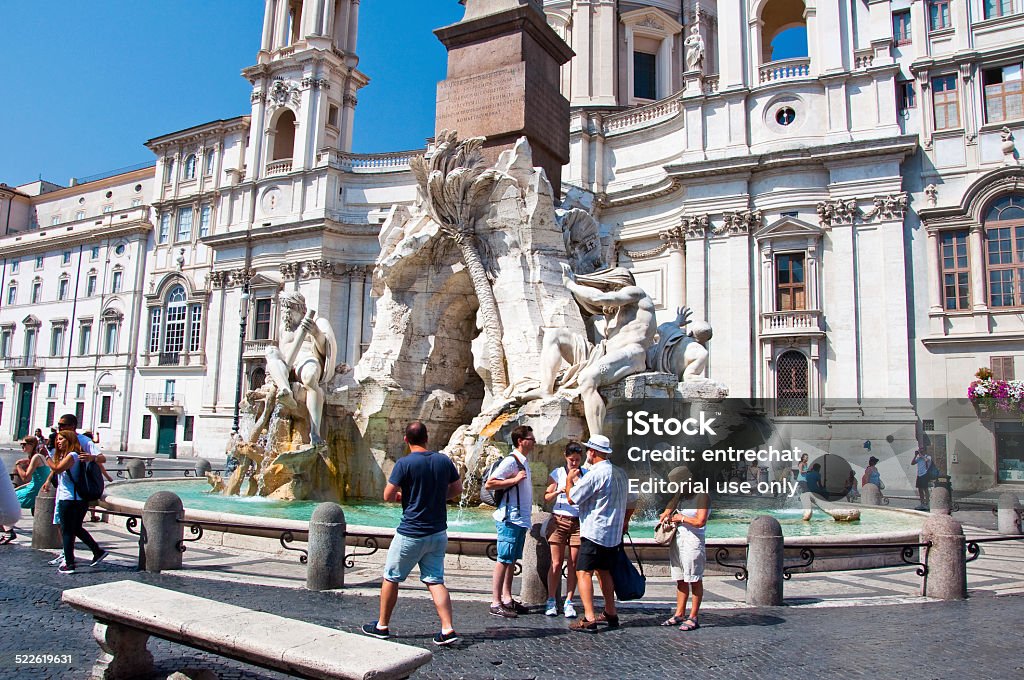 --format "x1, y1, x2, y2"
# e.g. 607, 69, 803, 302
0, 1, 464, 186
